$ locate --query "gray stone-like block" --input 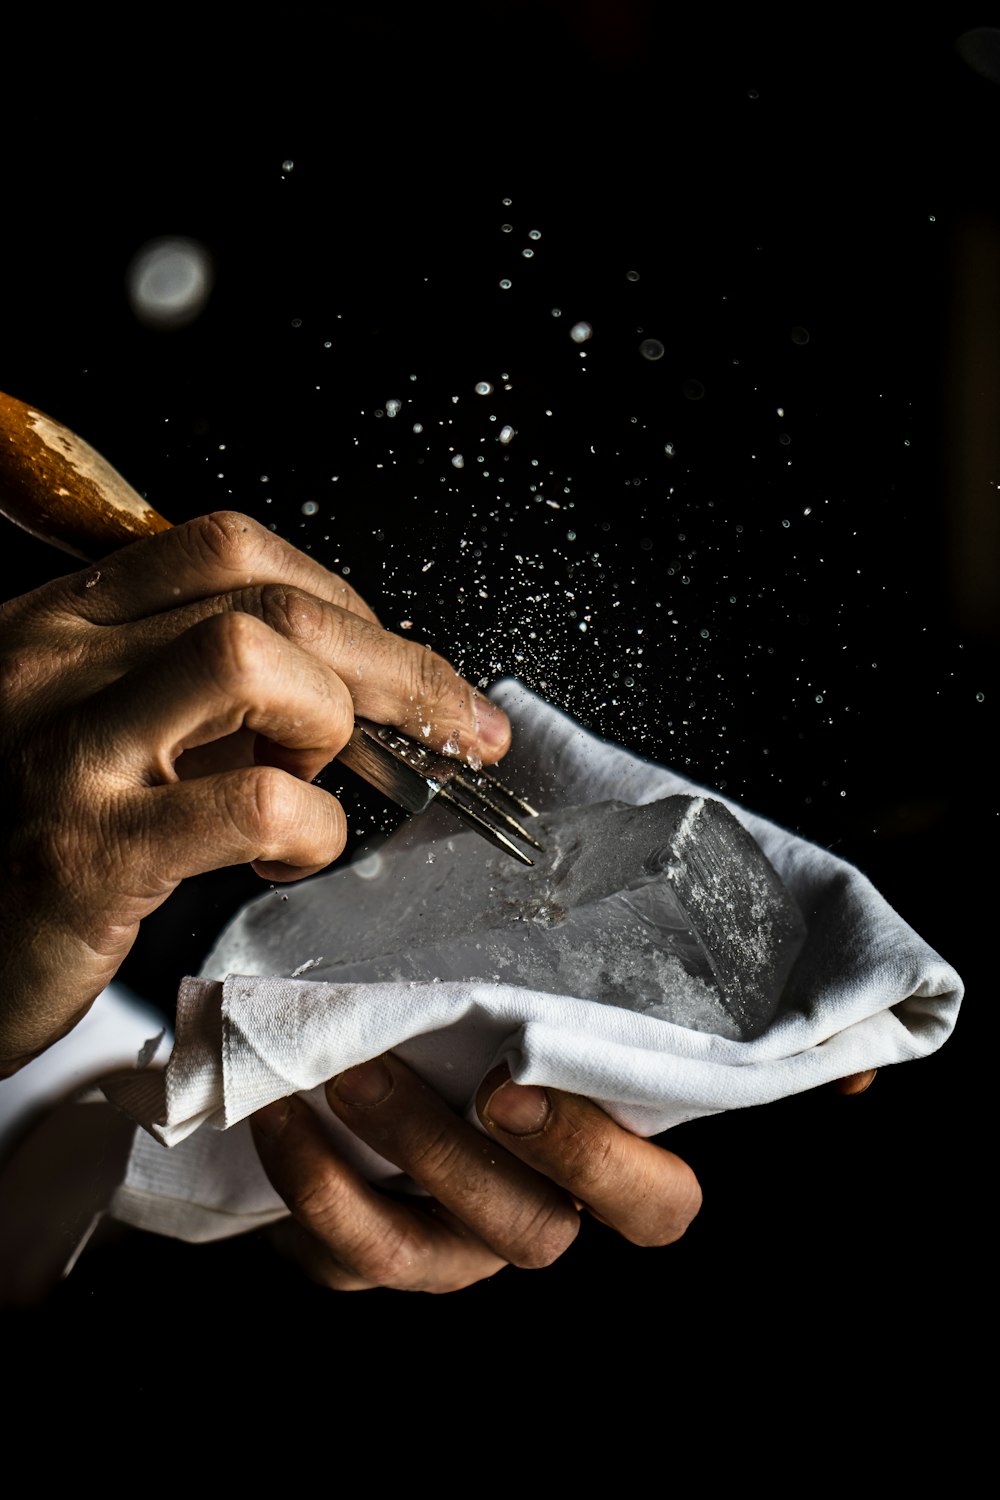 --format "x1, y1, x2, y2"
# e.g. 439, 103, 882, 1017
204, 795, 806, 1041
